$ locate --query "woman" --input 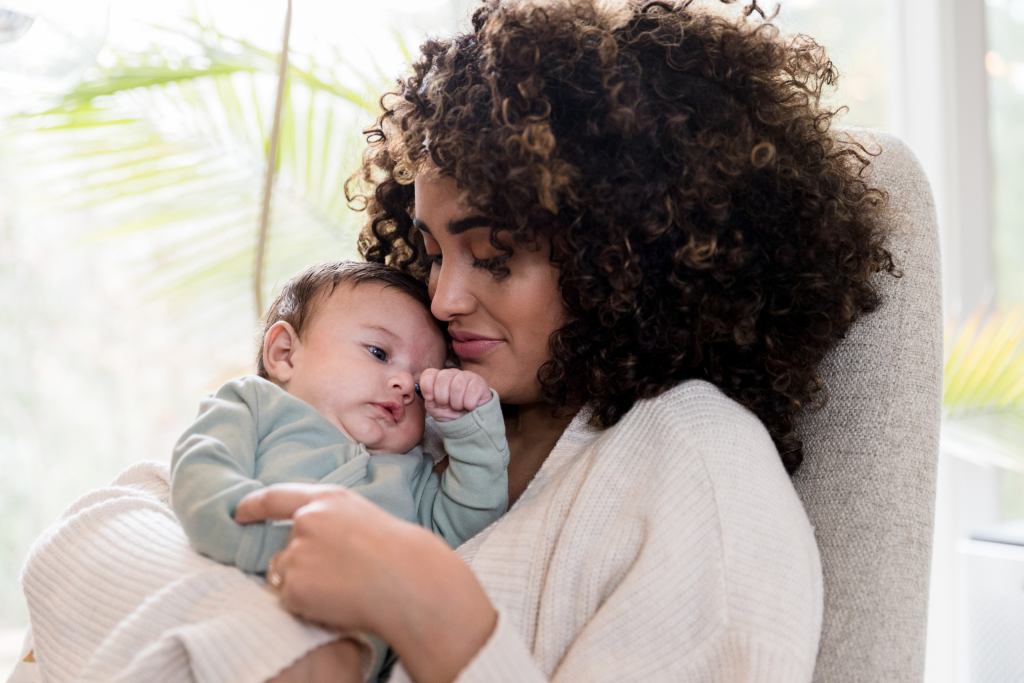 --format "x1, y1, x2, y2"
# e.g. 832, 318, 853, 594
18, 1, 894, 682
